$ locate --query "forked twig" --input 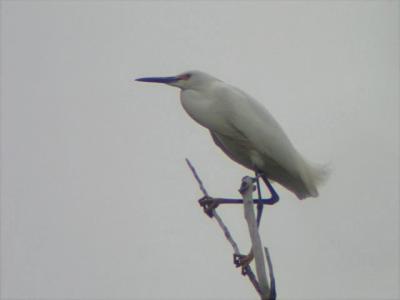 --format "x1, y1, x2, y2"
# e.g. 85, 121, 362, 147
185, 158, 210, 198
241, 176, 270, 299
185, 158, 274, 298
